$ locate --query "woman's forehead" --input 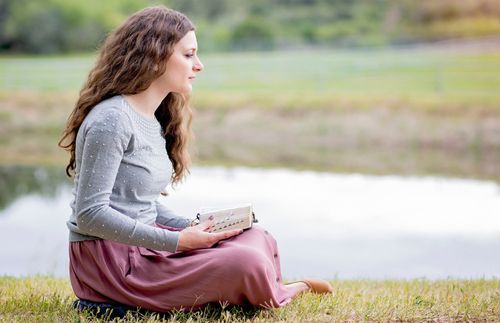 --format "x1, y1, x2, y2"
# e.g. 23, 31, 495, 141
176, 30, 197, 50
